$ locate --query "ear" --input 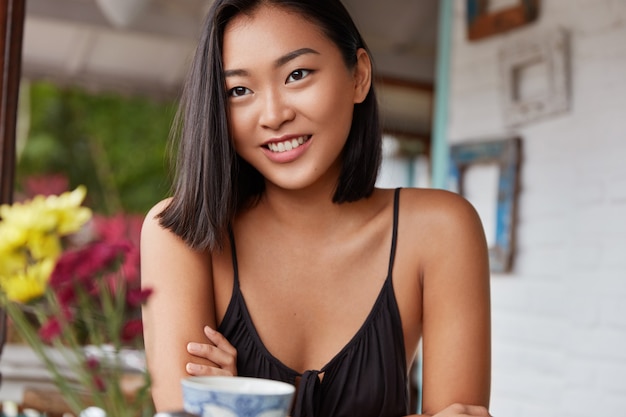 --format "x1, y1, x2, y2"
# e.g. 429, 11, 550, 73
352, 48, 372, 104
